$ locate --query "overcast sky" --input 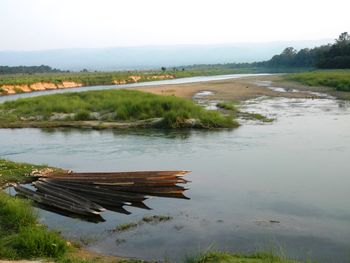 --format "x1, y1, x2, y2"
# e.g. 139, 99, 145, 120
1, 0, 349, 51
